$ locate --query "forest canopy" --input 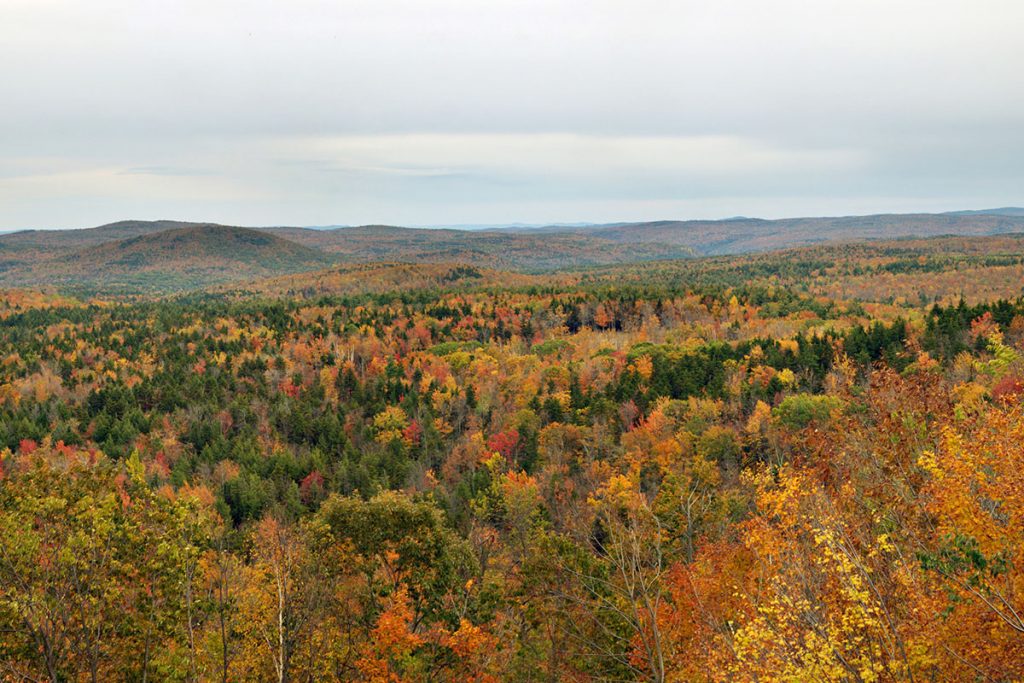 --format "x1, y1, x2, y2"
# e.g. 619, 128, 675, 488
1, 239, 1024, 681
